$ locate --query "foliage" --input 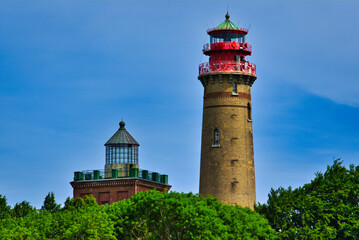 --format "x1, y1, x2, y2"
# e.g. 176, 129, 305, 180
0, 194, 11, 219
0, 191, 275, 239
256, 159, 359, 239
106, 190, 276, 240
5, 160, 359, 239
11, 200, 35, 218
41, 192, 61, 213
0, 195, 116, 240
63, 194, 98, 211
